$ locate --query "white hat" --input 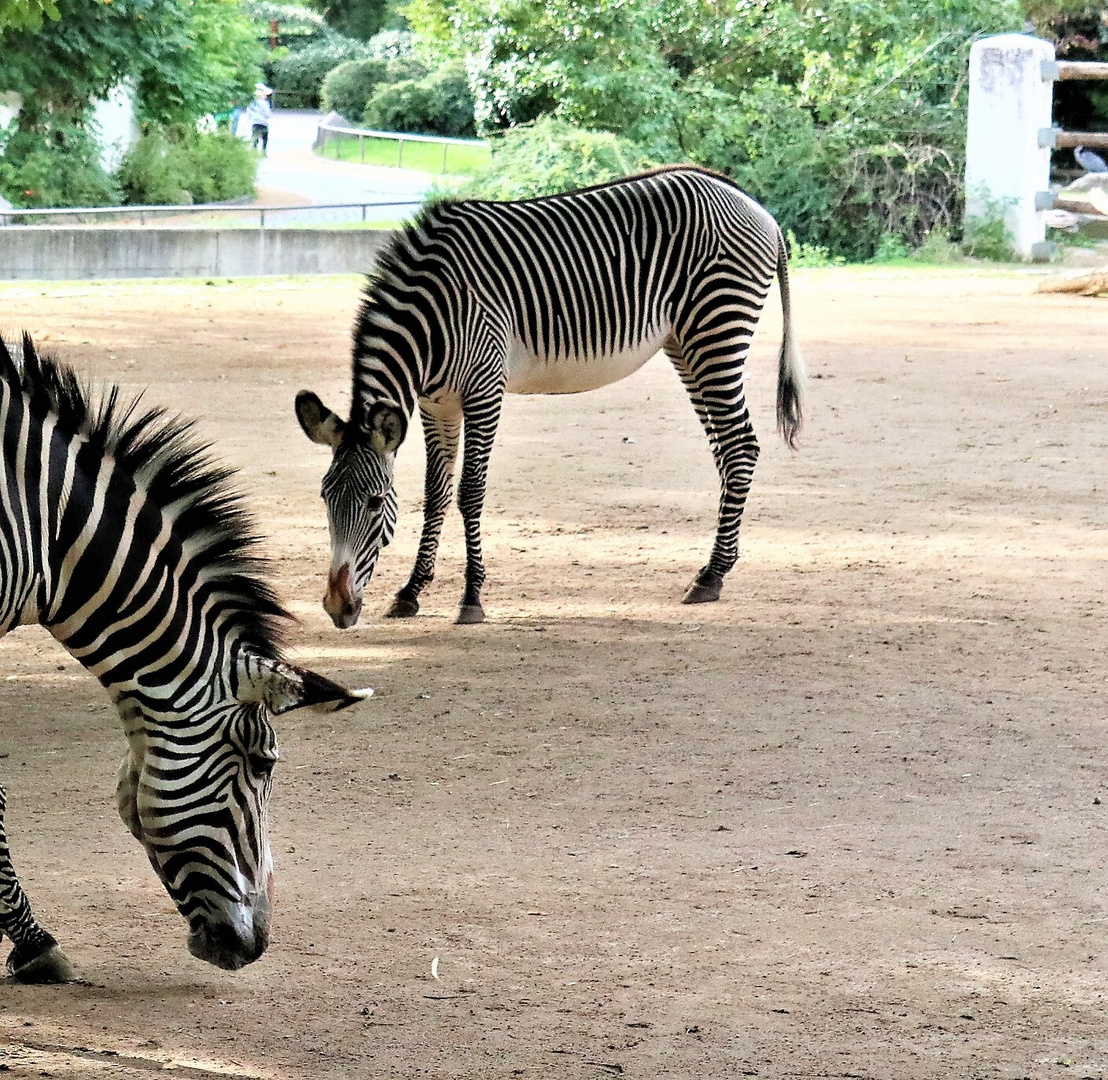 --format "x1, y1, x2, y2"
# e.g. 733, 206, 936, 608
255, 83, 273, 95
